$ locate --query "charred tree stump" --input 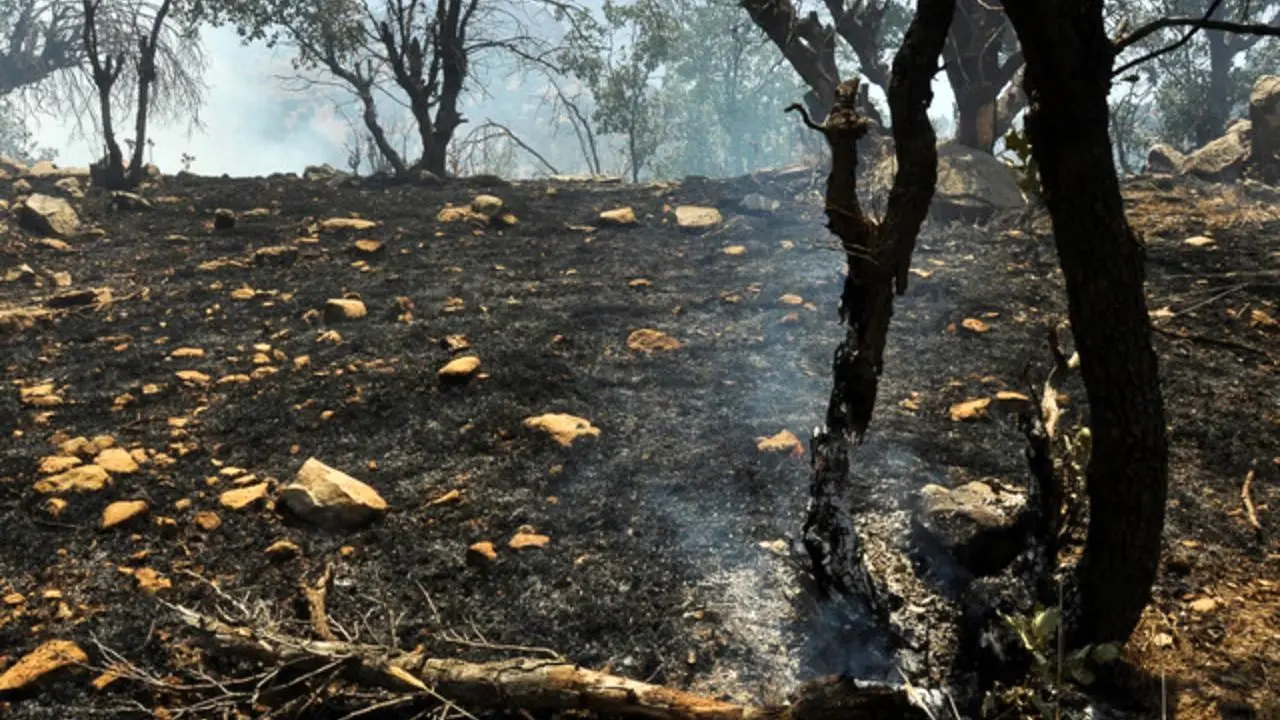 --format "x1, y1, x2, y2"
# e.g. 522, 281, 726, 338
792, 0, 954, 610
